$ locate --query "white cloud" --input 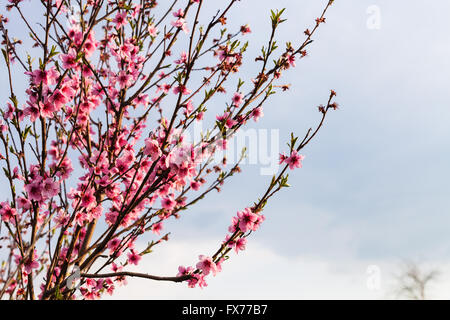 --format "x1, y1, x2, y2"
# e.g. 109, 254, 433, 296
105, 239, 450, 300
